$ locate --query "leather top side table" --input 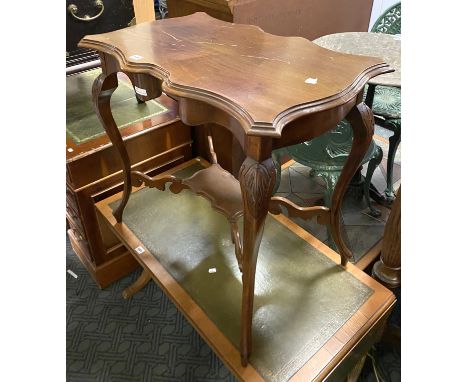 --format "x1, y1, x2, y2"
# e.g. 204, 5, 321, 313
79, 12, 392, 365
